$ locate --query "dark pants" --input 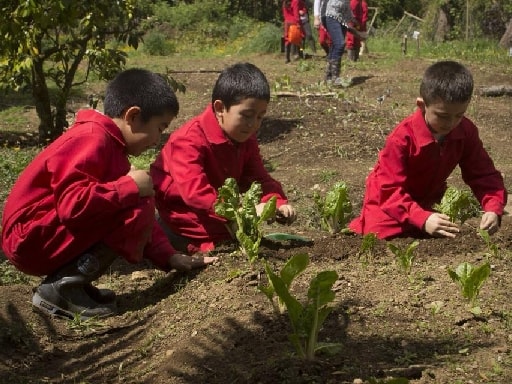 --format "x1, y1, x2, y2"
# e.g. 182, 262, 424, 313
325, 17, 346, 61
